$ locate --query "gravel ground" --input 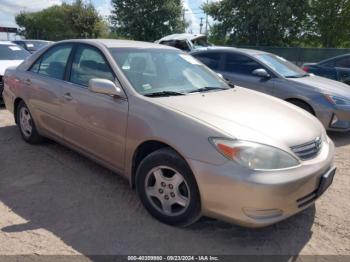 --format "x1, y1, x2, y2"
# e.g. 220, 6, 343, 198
0, 107, 349, 256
